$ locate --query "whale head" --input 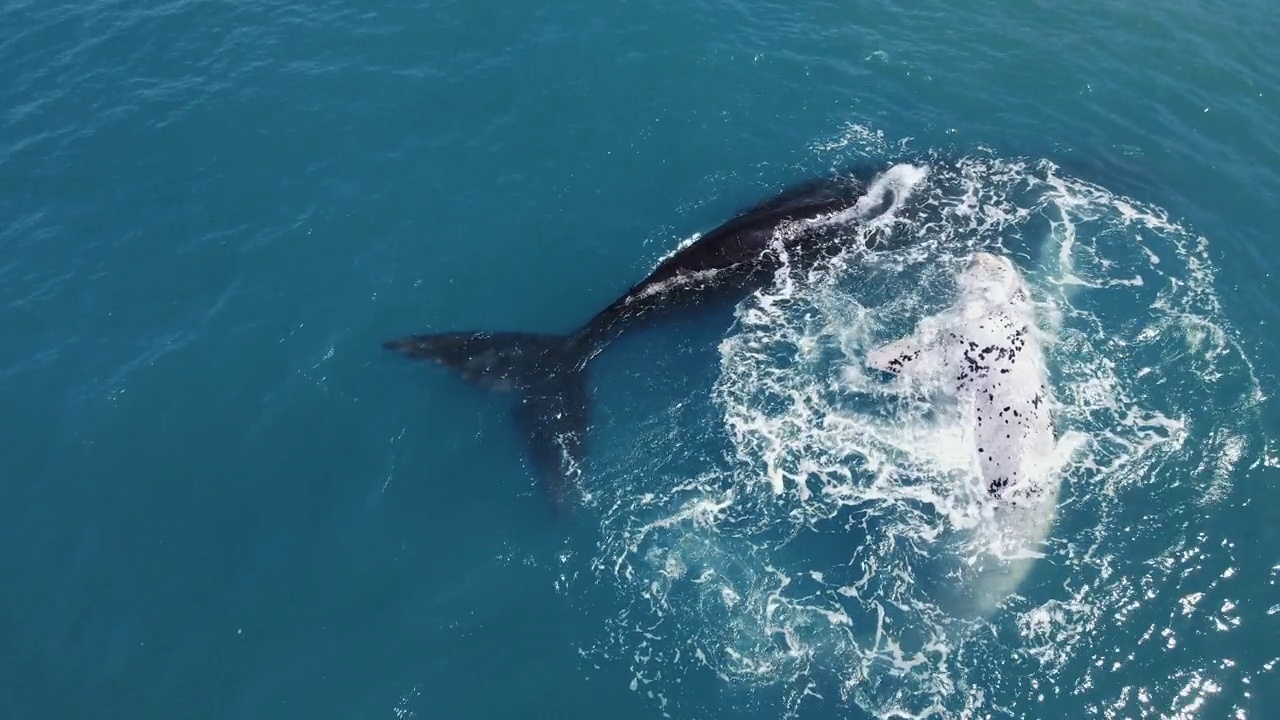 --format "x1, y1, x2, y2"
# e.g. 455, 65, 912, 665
958, 252, 1027, 307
